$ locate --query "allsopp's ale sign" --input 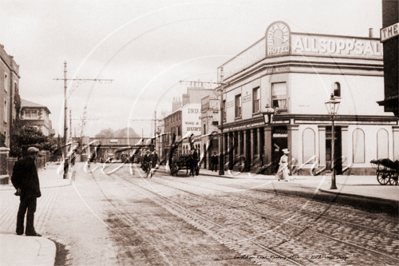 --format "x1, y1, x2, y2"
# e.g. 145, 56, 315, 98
266, 21, 291, 57
291, 34, 383, 59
